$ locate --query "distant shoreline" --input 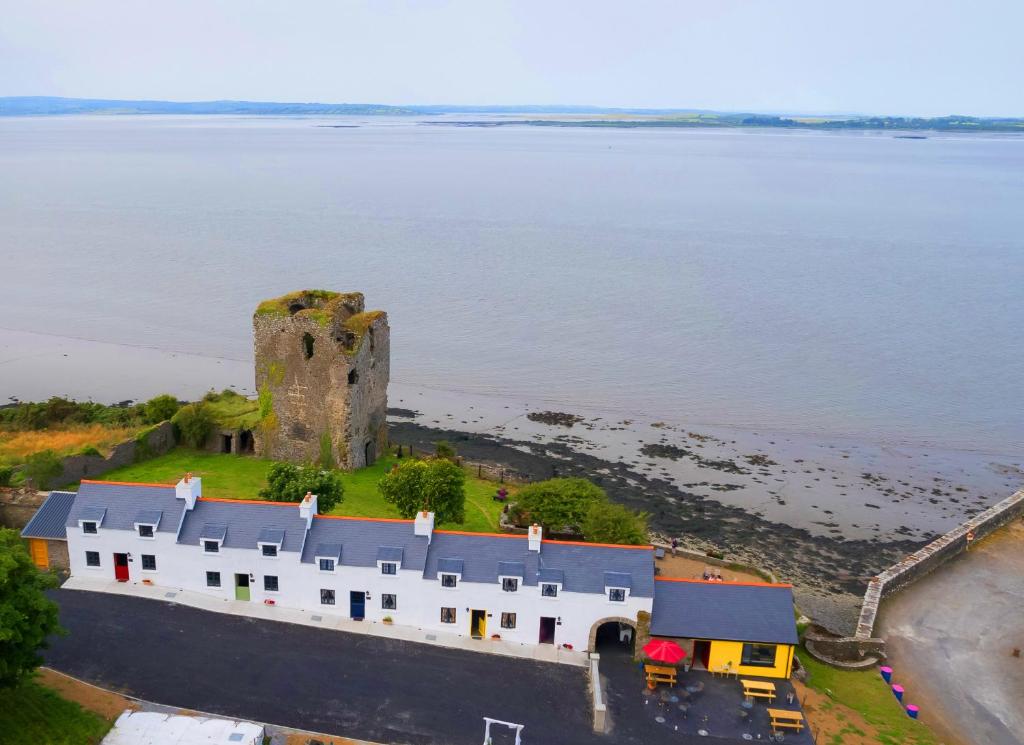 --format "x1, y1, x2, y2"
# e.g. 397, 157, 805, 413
3, 96, 1023, 133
